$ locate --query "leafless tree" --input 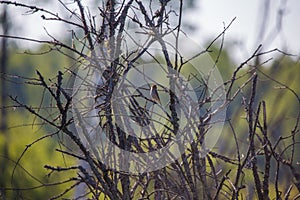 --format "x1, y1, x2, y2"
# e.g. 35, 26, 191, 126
0, 0, 299, 199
